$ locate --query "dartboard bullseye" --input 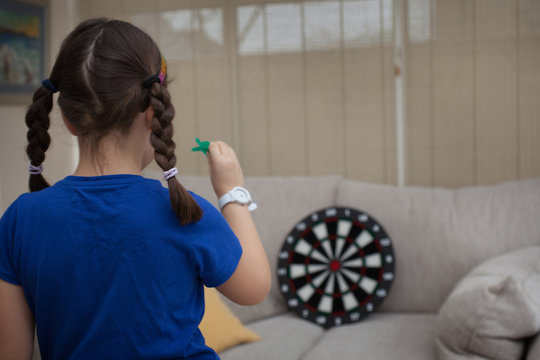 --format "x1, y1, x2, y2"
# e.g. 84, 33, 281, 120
277, 207, 395, 328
